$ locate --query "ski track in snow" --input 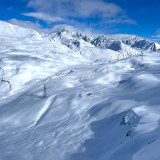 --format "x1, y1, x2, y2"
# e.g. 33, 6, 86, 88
33, 95, 55, 127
